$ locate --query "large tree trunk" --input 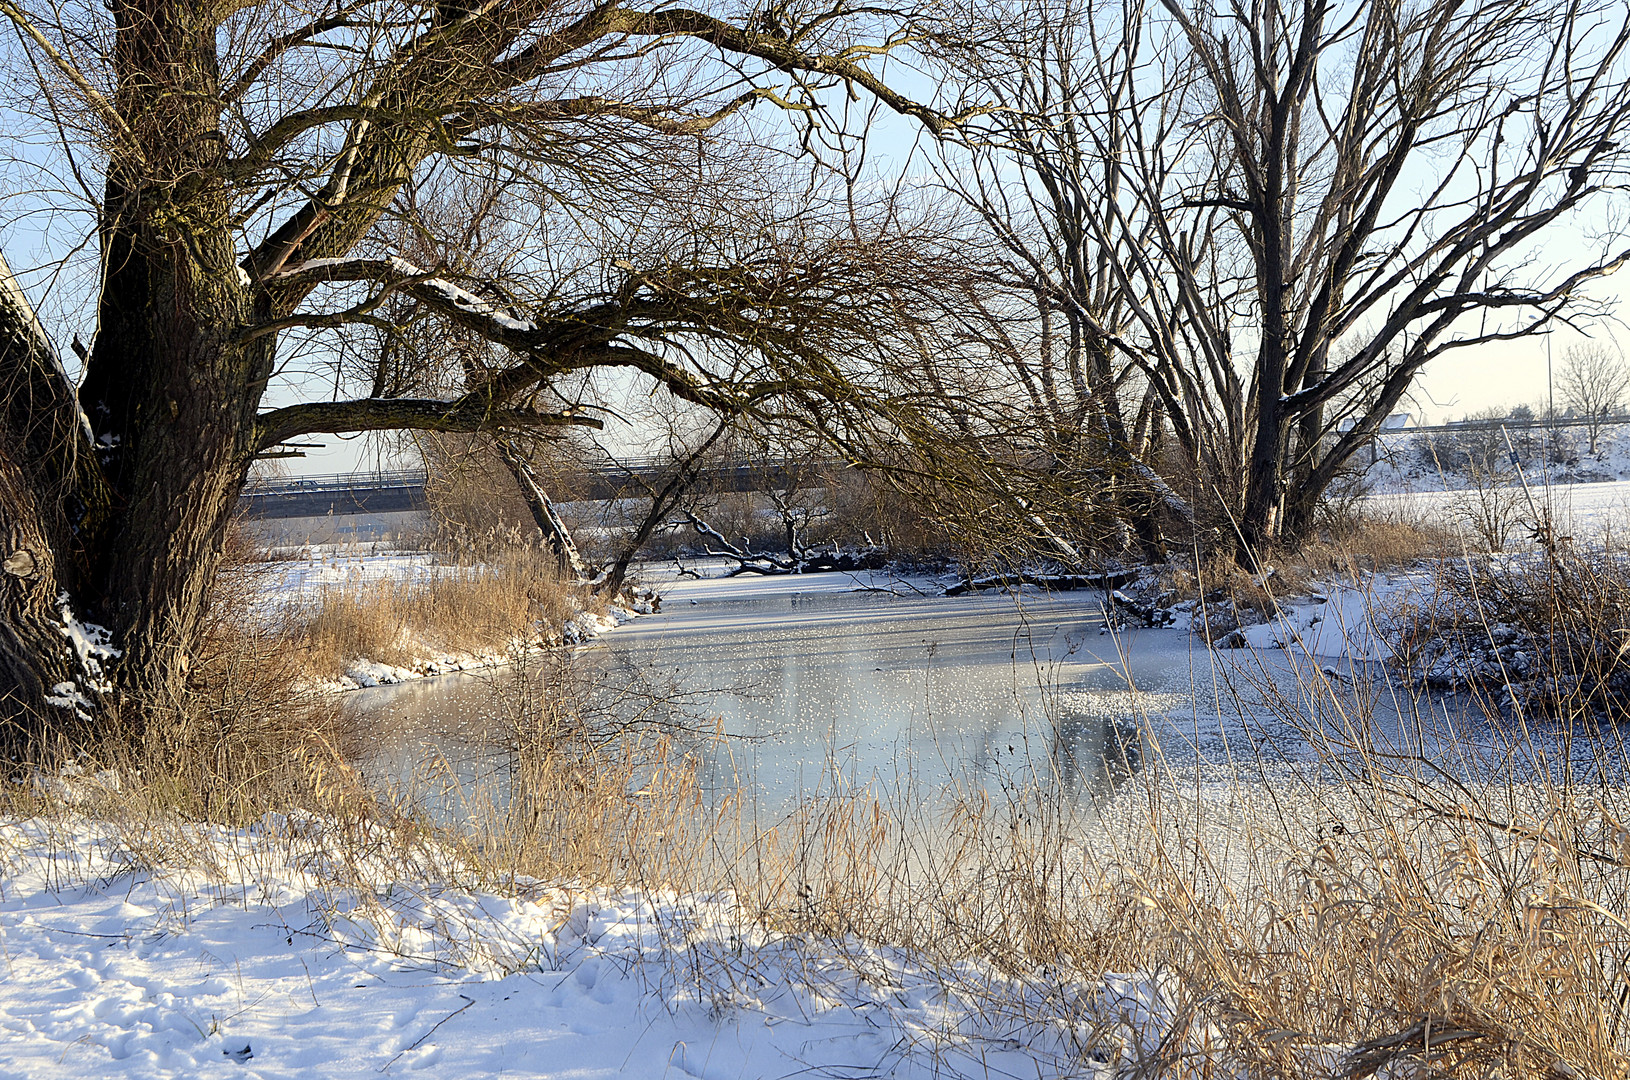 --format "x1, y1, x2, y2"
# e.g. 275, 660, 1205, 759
1238, 397, 1289, 564
70, 0, 272, 709
80, 218, 266, 706
0, 0, 273, 731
